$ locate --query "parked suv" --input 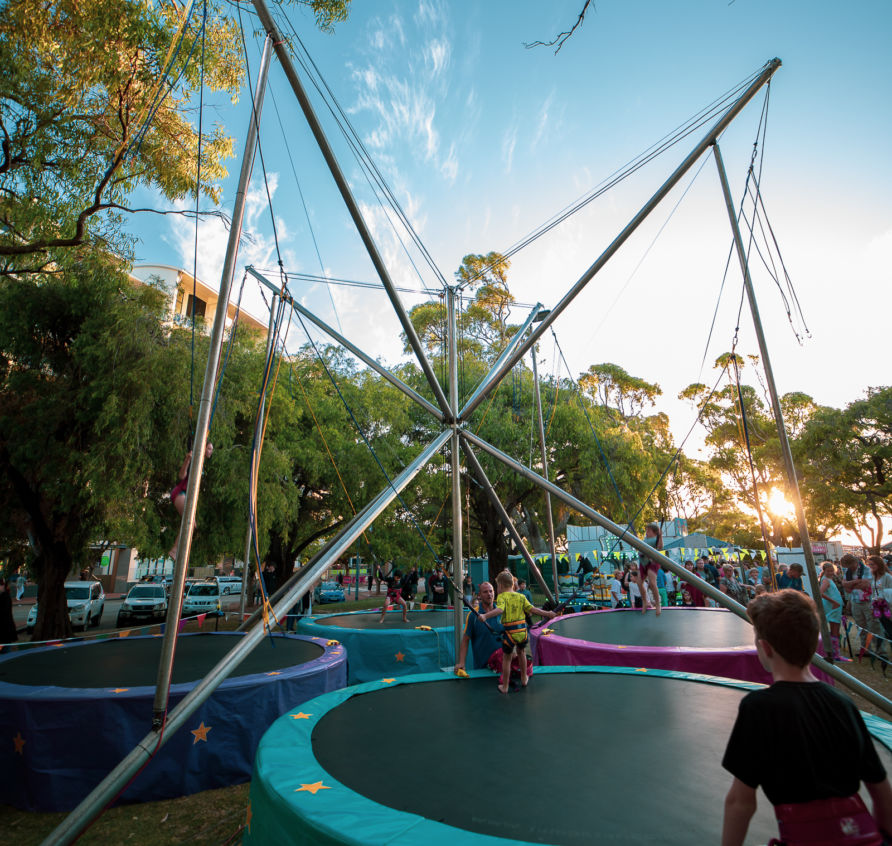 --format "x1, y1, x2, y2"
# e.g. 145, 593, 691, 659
26, 581, 105, 633
117, 584, 168, 626
182, 579, 223, 617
